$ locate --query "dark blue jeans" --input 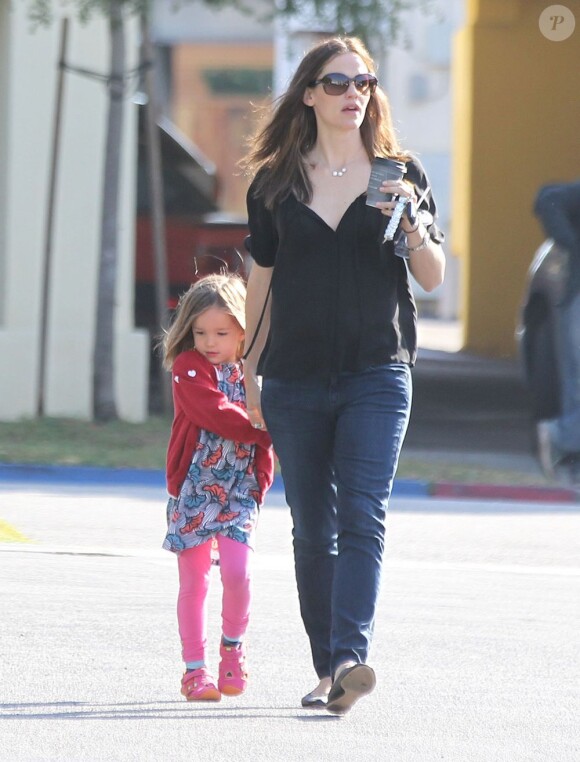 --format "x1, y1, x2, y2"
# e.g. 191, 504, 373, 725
261, 364, 412, 678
